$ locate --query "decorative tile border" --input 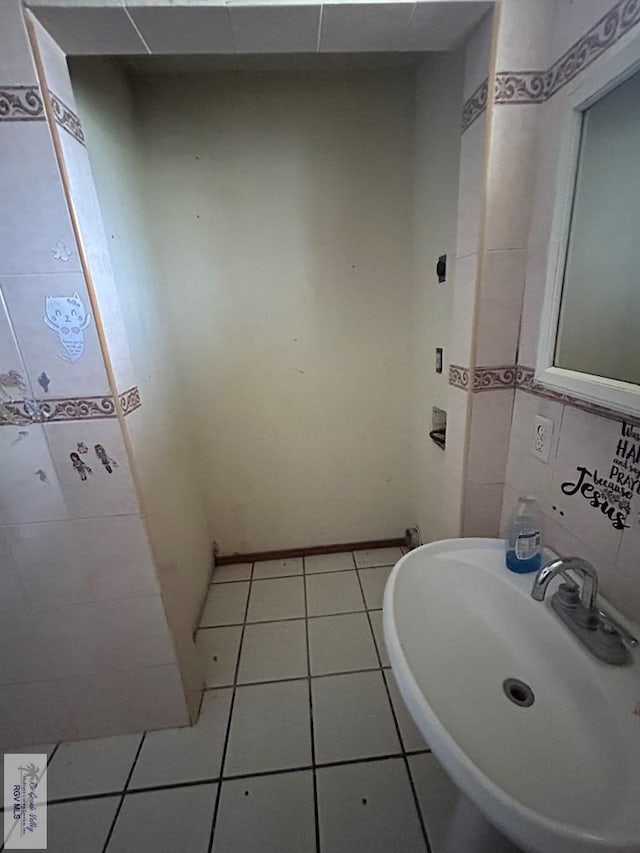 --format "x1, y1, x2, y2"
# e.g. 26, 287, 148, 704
461, 0, 640, 130
49, 91, 85, 146
449, 364, 470, 391
0, 85, 44, 122
494, 71, 546, 105
515, 366, 640, 426
473, 365, 517, 391
545, 0, 640, 100
461, 79, 488, 133
449, 363, 640, 425
119, 386, 141, 416
0, 387, 141, 426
